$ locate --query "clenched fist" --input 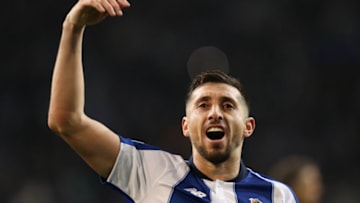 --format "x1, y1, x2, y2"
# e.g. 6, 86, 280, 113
66, 0, 131, 27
